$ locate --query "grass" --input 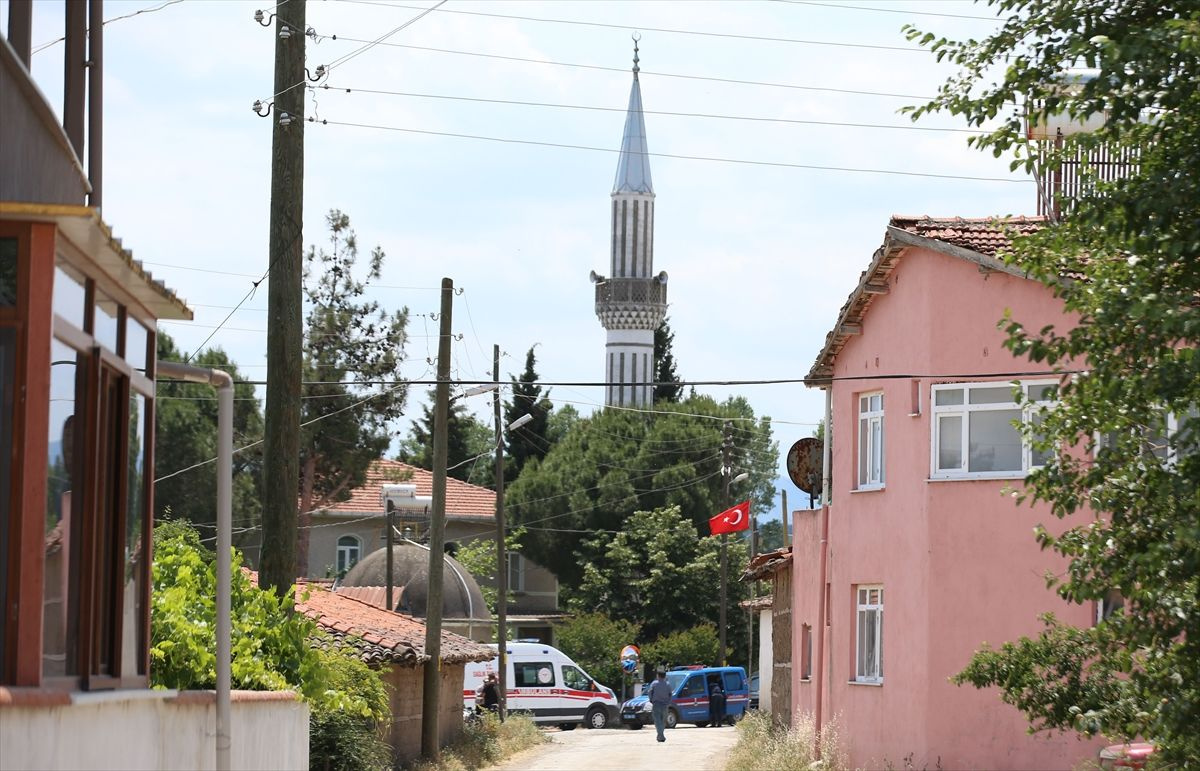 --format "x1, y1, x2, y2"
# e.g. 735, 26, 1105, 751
406, 713, 547, 771
724, 711, 848, 771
